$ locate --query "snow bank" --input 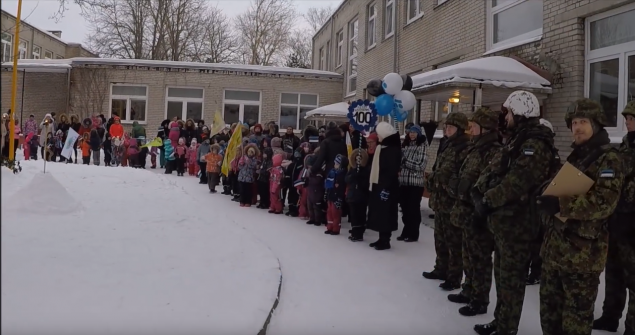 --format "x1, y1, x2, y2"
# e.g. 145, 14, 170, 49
3, 172, 83, 216
1, 161, 280, 335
